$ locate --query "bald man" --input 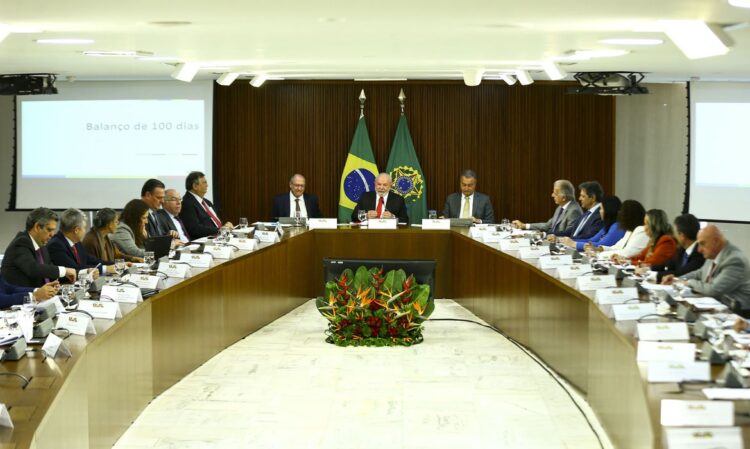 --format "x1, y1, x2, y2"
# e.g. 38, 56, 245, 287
663, 225, 750, 310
